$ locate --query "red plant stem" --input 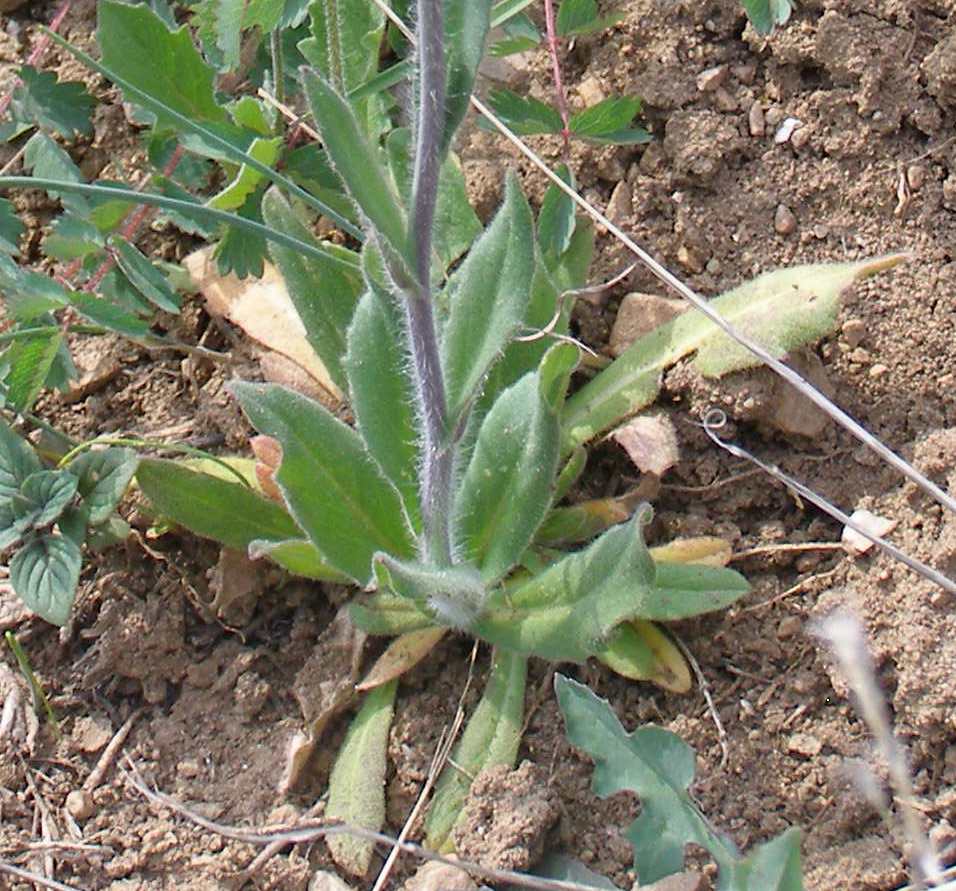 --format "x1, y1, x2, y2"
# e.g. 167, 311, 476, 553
543, 0, 571, 152
0, 0, 73, 117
